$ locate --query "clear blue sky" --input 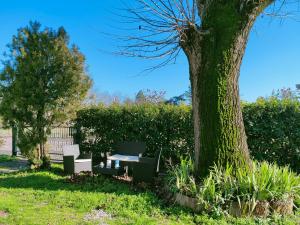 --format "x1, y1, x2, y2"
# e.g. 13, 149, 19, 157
0, 0, 299, 102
